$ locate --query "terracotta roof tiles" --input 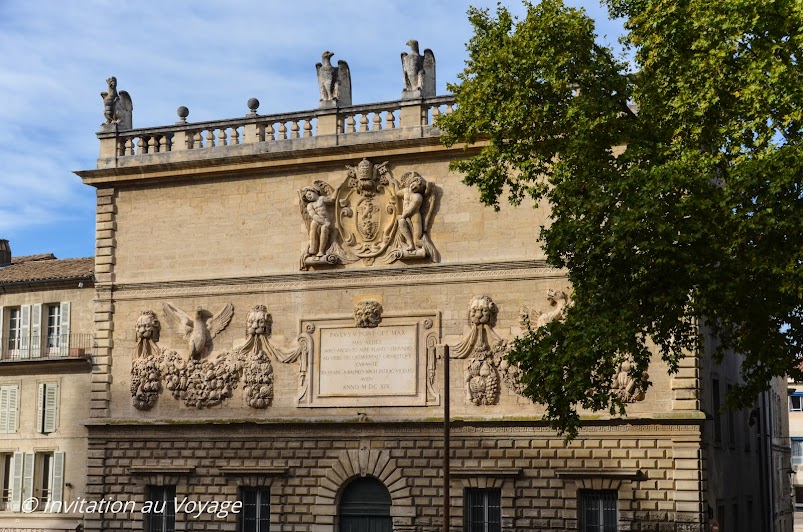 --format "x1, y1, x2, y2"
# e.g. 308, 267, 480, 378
0, 257, 94, 284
